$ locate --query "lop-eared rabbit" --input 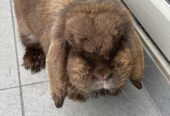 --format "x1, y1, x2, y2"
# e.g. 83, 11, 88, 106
14, 0, 144, 108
